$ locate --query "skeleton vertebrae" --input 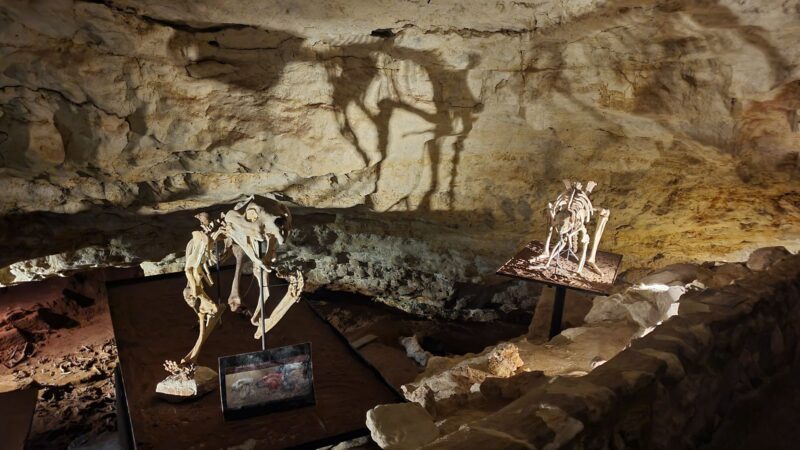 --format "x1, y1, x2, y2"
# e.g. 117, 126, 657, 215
539, 180, 610, 274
